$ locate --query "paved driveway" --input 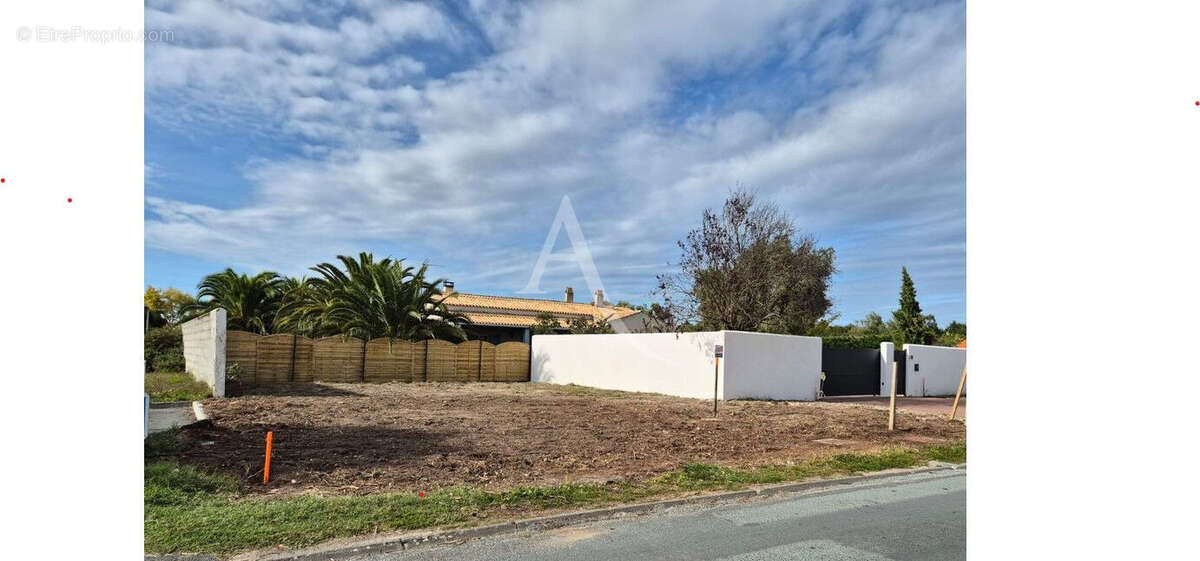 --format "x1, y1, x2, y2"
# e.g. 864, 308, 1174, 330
147, 402, 196, 434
